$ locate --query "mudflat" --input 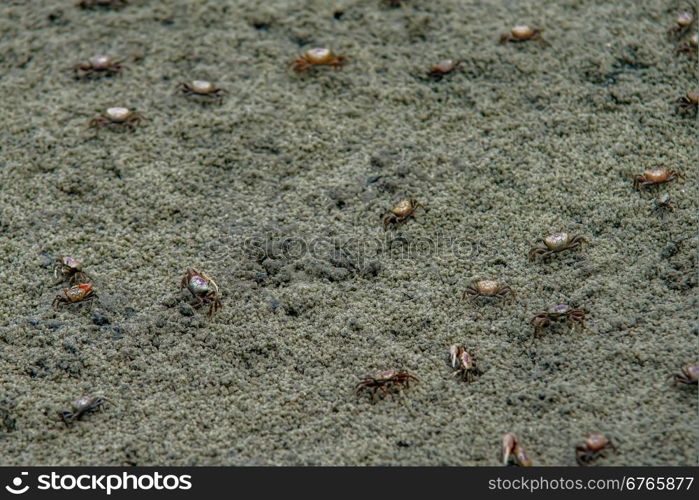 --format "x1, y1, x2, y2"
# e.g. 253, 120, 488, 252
0, 0, 696, 465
